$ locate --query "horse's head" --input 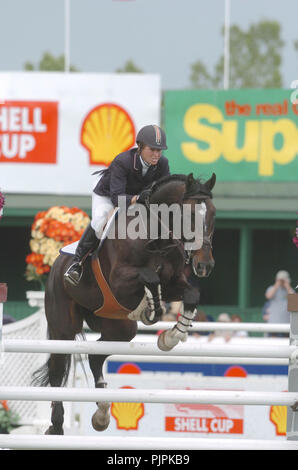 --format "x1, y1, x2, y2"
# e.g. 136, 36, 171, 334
182, 173, 216, 278
147, 172, 216, 278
